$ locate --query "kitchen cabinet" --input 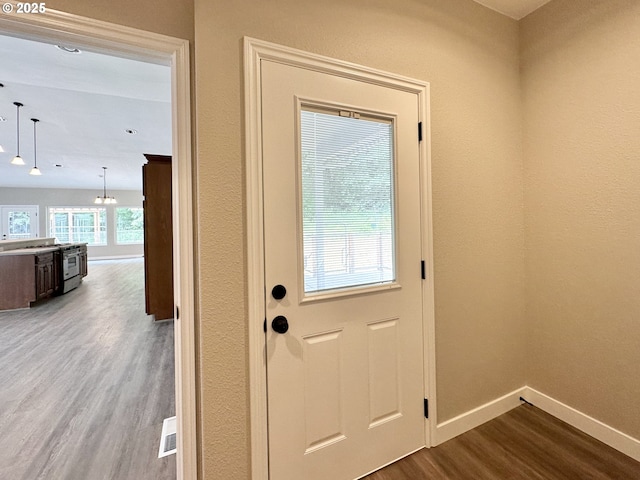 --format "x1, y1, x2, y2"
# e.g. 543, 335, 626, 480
142, 154, 174, 321
0, 244, 83, 311
53, 249, 62, 293
79, 245, 88, 277
0, 255, 35, 310
35, 252, 56, 299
